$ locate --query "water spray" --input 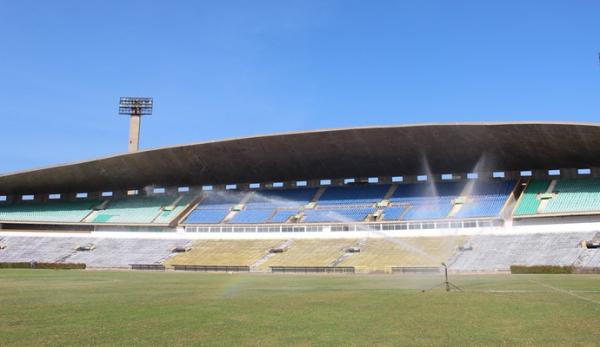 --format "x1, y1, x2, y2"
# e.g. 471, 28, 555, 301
423, 262, 463, 293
